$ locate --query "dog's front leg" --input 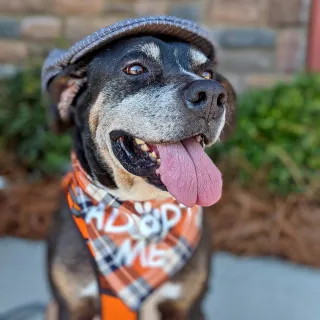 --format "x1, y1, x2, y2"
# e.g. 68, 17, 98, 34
158, 221, 211, 320
46, 300, 72, 320
157, 271, 208, 320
